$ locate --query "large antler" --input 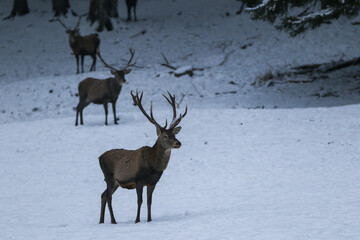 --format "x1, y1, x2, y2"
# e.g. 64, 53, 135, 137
57, 18, 70, 30
131, 90, 166, 129
73, 15, 82, 30
56, 15, 83, 31
163, 91, 187, 129
97, 48, 136, 72
121, 49, 136, 71
96, 49, 119, 71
